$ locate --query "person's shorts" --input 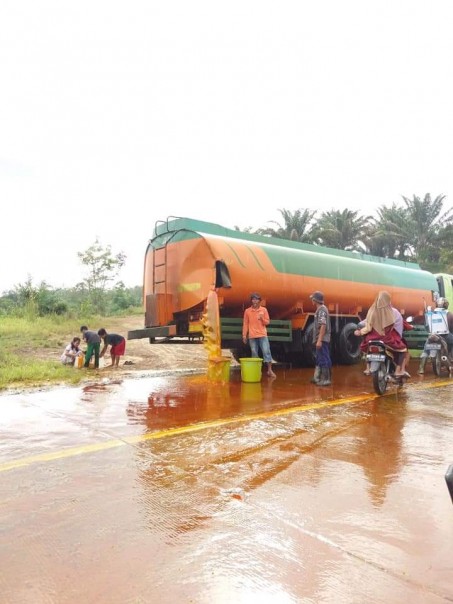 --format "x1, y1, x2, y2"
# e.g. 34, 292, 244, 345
111, 339, 126, 356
